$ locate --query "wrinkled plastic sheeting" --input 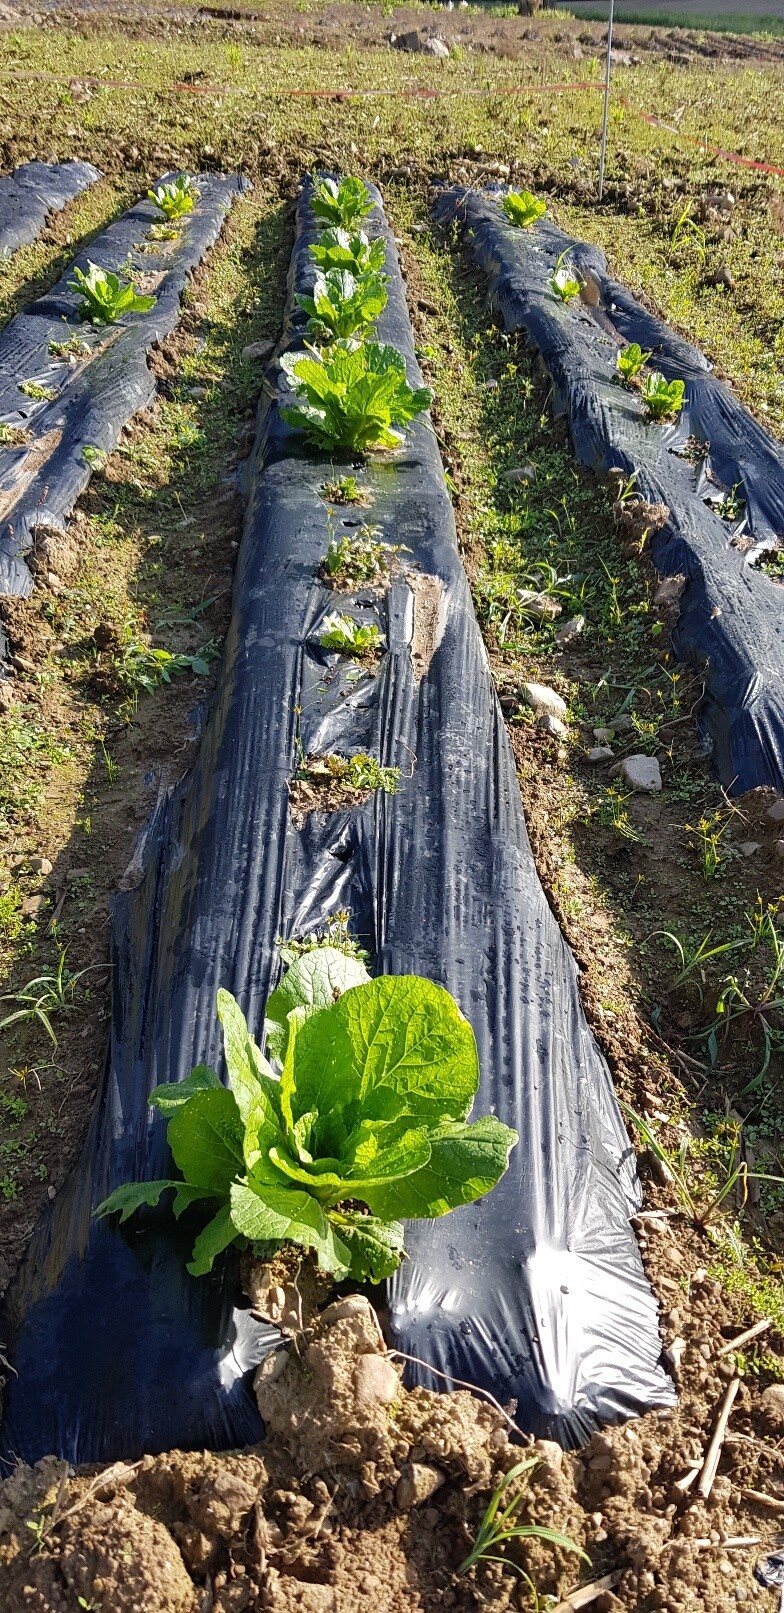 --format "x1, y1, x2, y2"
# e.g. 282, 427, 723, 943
0, 172, 249, 604
435, 187, 784, 796
0, 177, 673, 1470
0, 160, 100, 258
